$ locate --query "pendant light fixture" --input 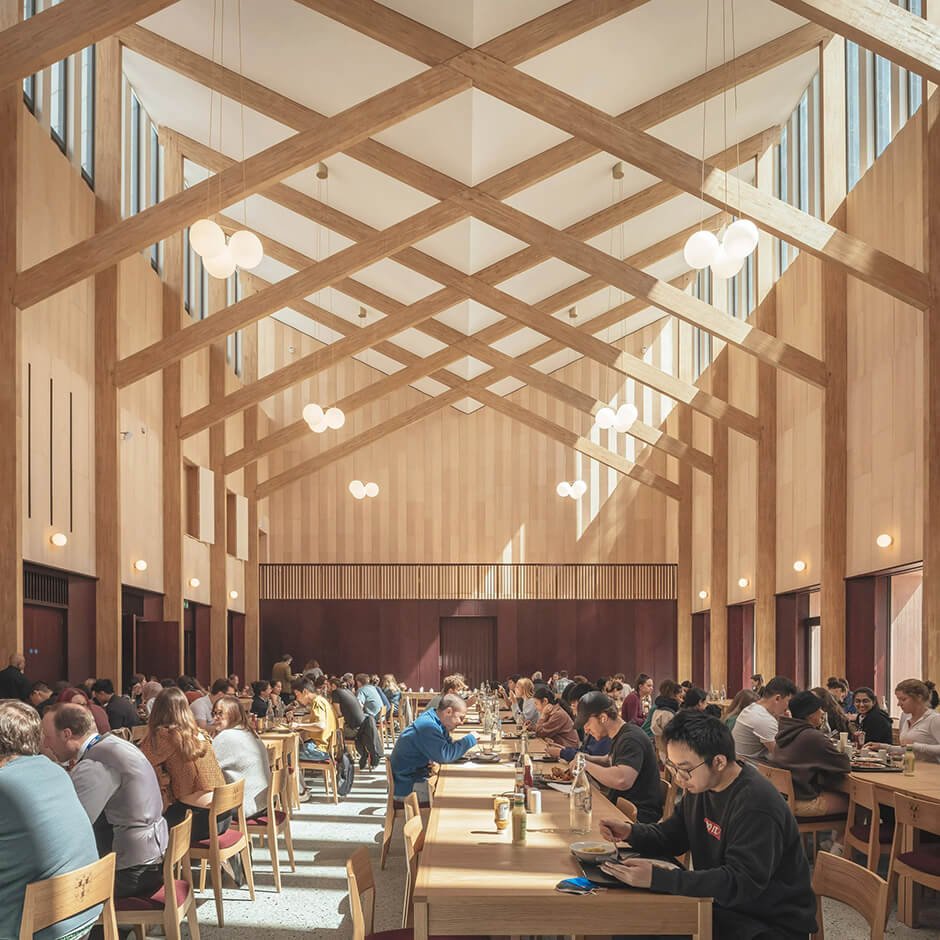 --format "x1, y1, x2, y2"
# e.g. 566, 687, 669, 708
556, 480, 587, 499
